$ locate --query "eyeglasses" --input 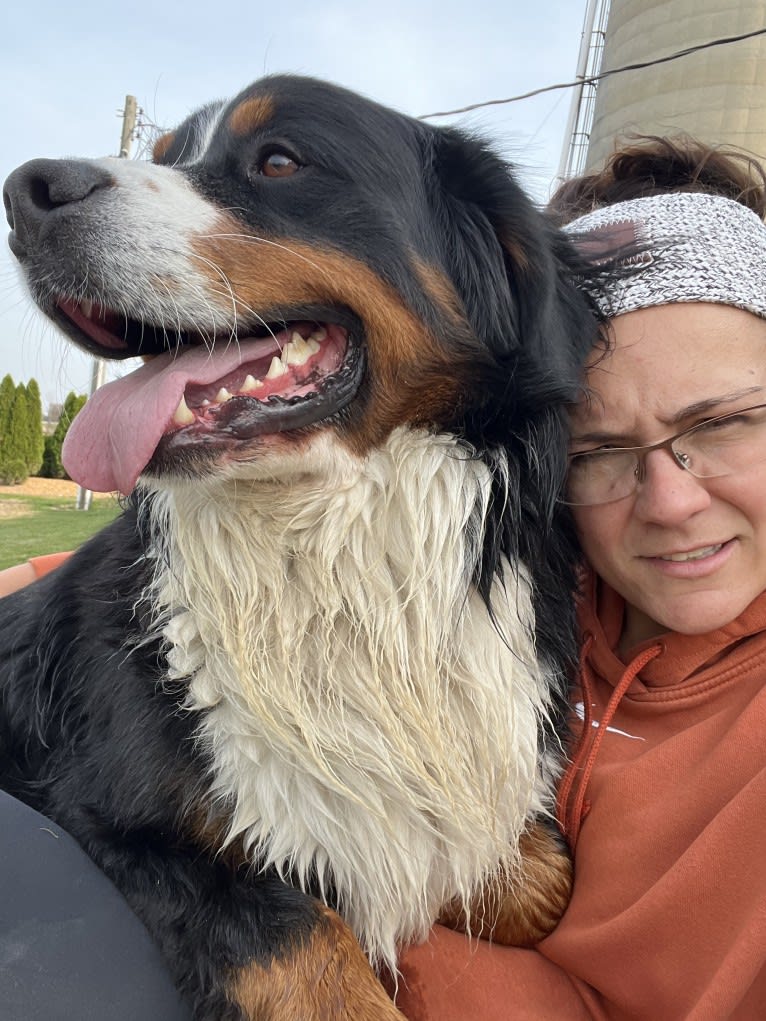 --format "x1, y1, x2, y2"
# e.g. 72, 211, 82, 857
564, 401, 766, 506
